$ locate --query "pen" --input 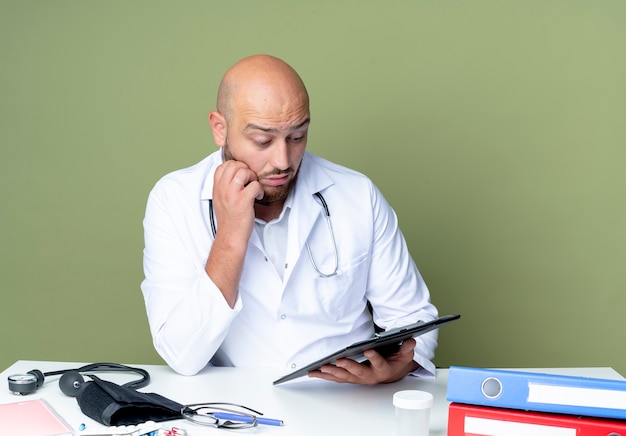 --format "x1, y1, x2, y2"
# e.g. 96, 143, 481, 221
213, 412, 284, 426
